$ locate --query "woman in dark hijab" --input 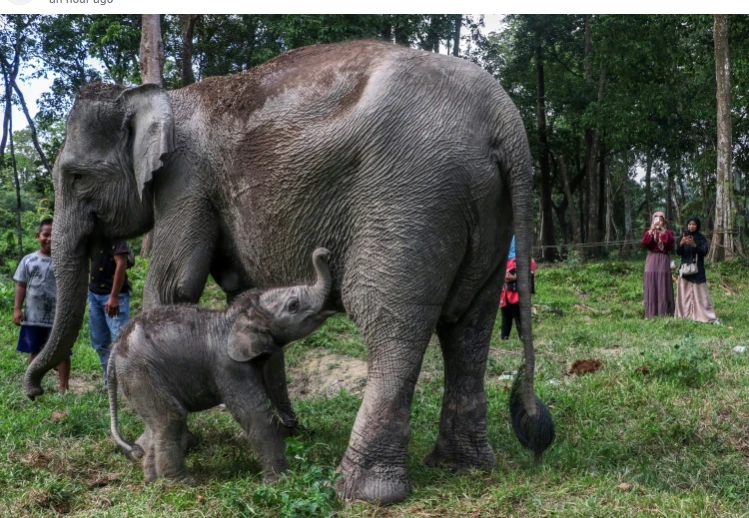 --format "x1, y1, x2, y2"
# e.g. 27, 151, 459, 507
675, 216, 718, 323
